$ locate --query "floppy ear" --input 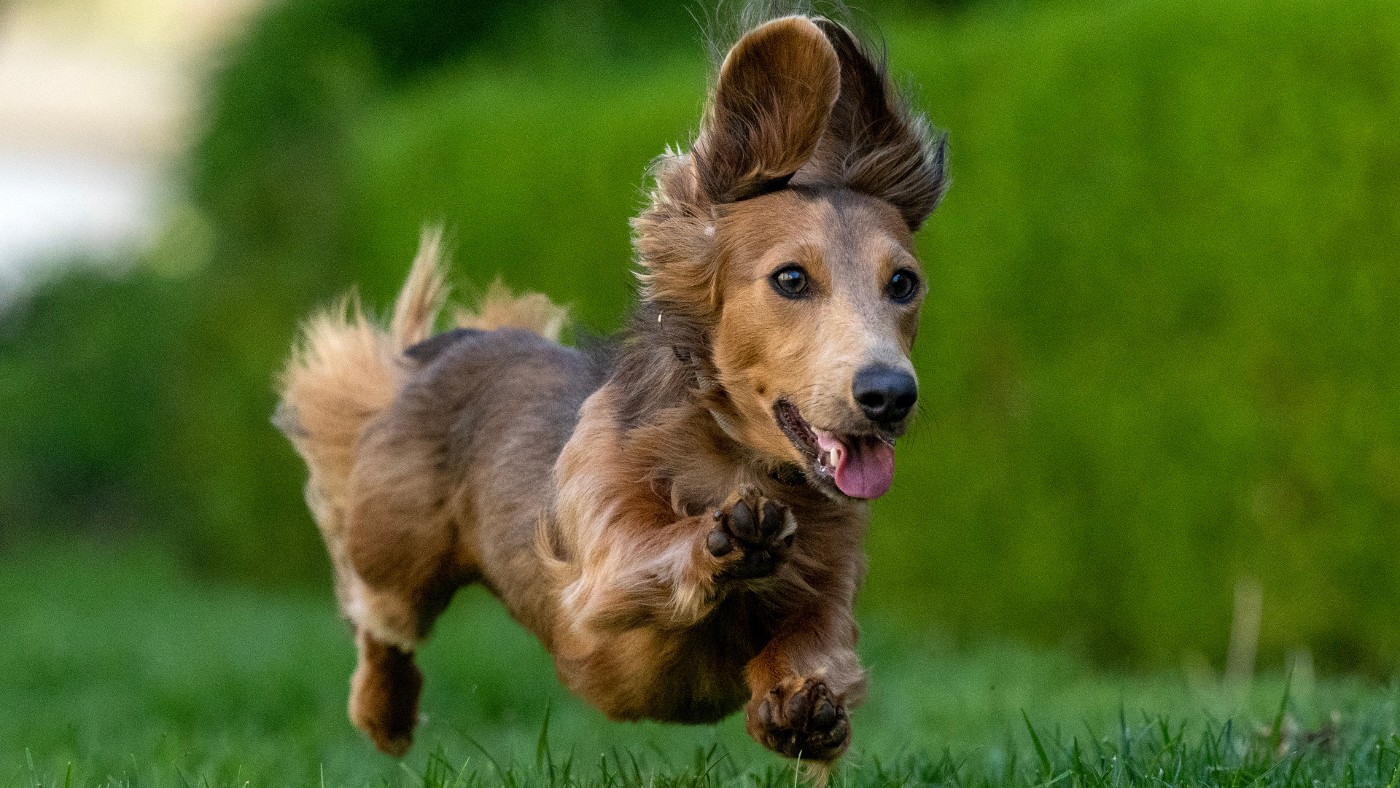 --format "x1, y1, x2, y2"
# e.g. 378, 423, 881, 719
692, 16, 841, 204
807, 20, 948, 230
630, 17, 838, 333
